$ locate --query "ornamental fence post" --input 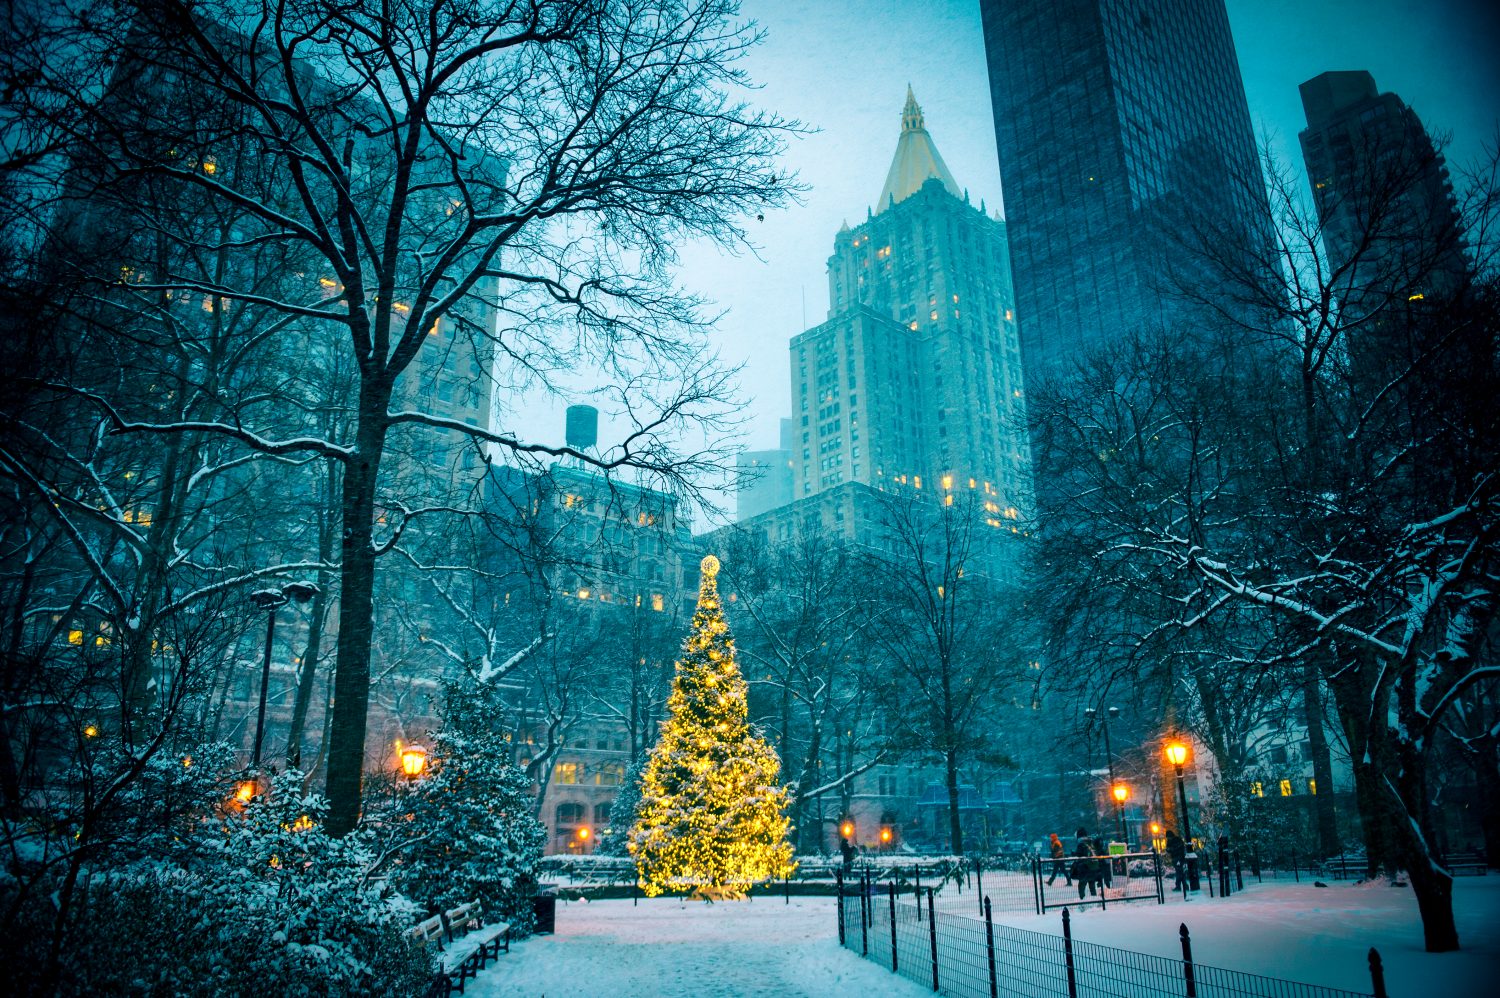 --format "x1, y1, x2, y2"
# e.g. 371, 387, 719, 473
837, 871, 845, 946
927, 886, 939, 991
1369, 948, 1388, 998
1062, 908, 1077, 998
984, 896, 997, 998
889, 881, 899, 973
1180, 923, 1197, 998
860, 874, 868, 956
